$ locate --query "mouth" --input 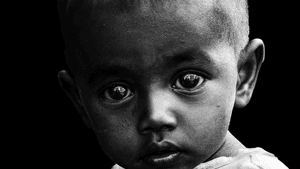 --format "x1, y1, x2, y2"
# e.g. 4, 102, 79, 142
141, 142, 182, 167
